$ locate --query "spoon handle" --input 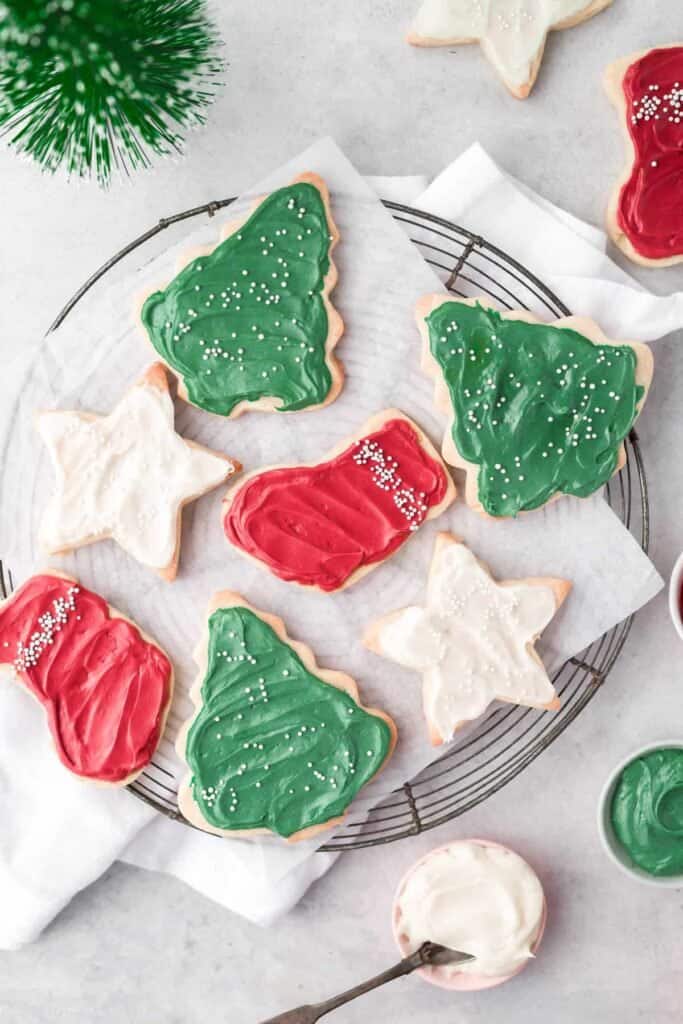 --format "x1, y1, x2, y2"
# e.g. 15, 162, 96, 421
259, 943, 473, 1024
